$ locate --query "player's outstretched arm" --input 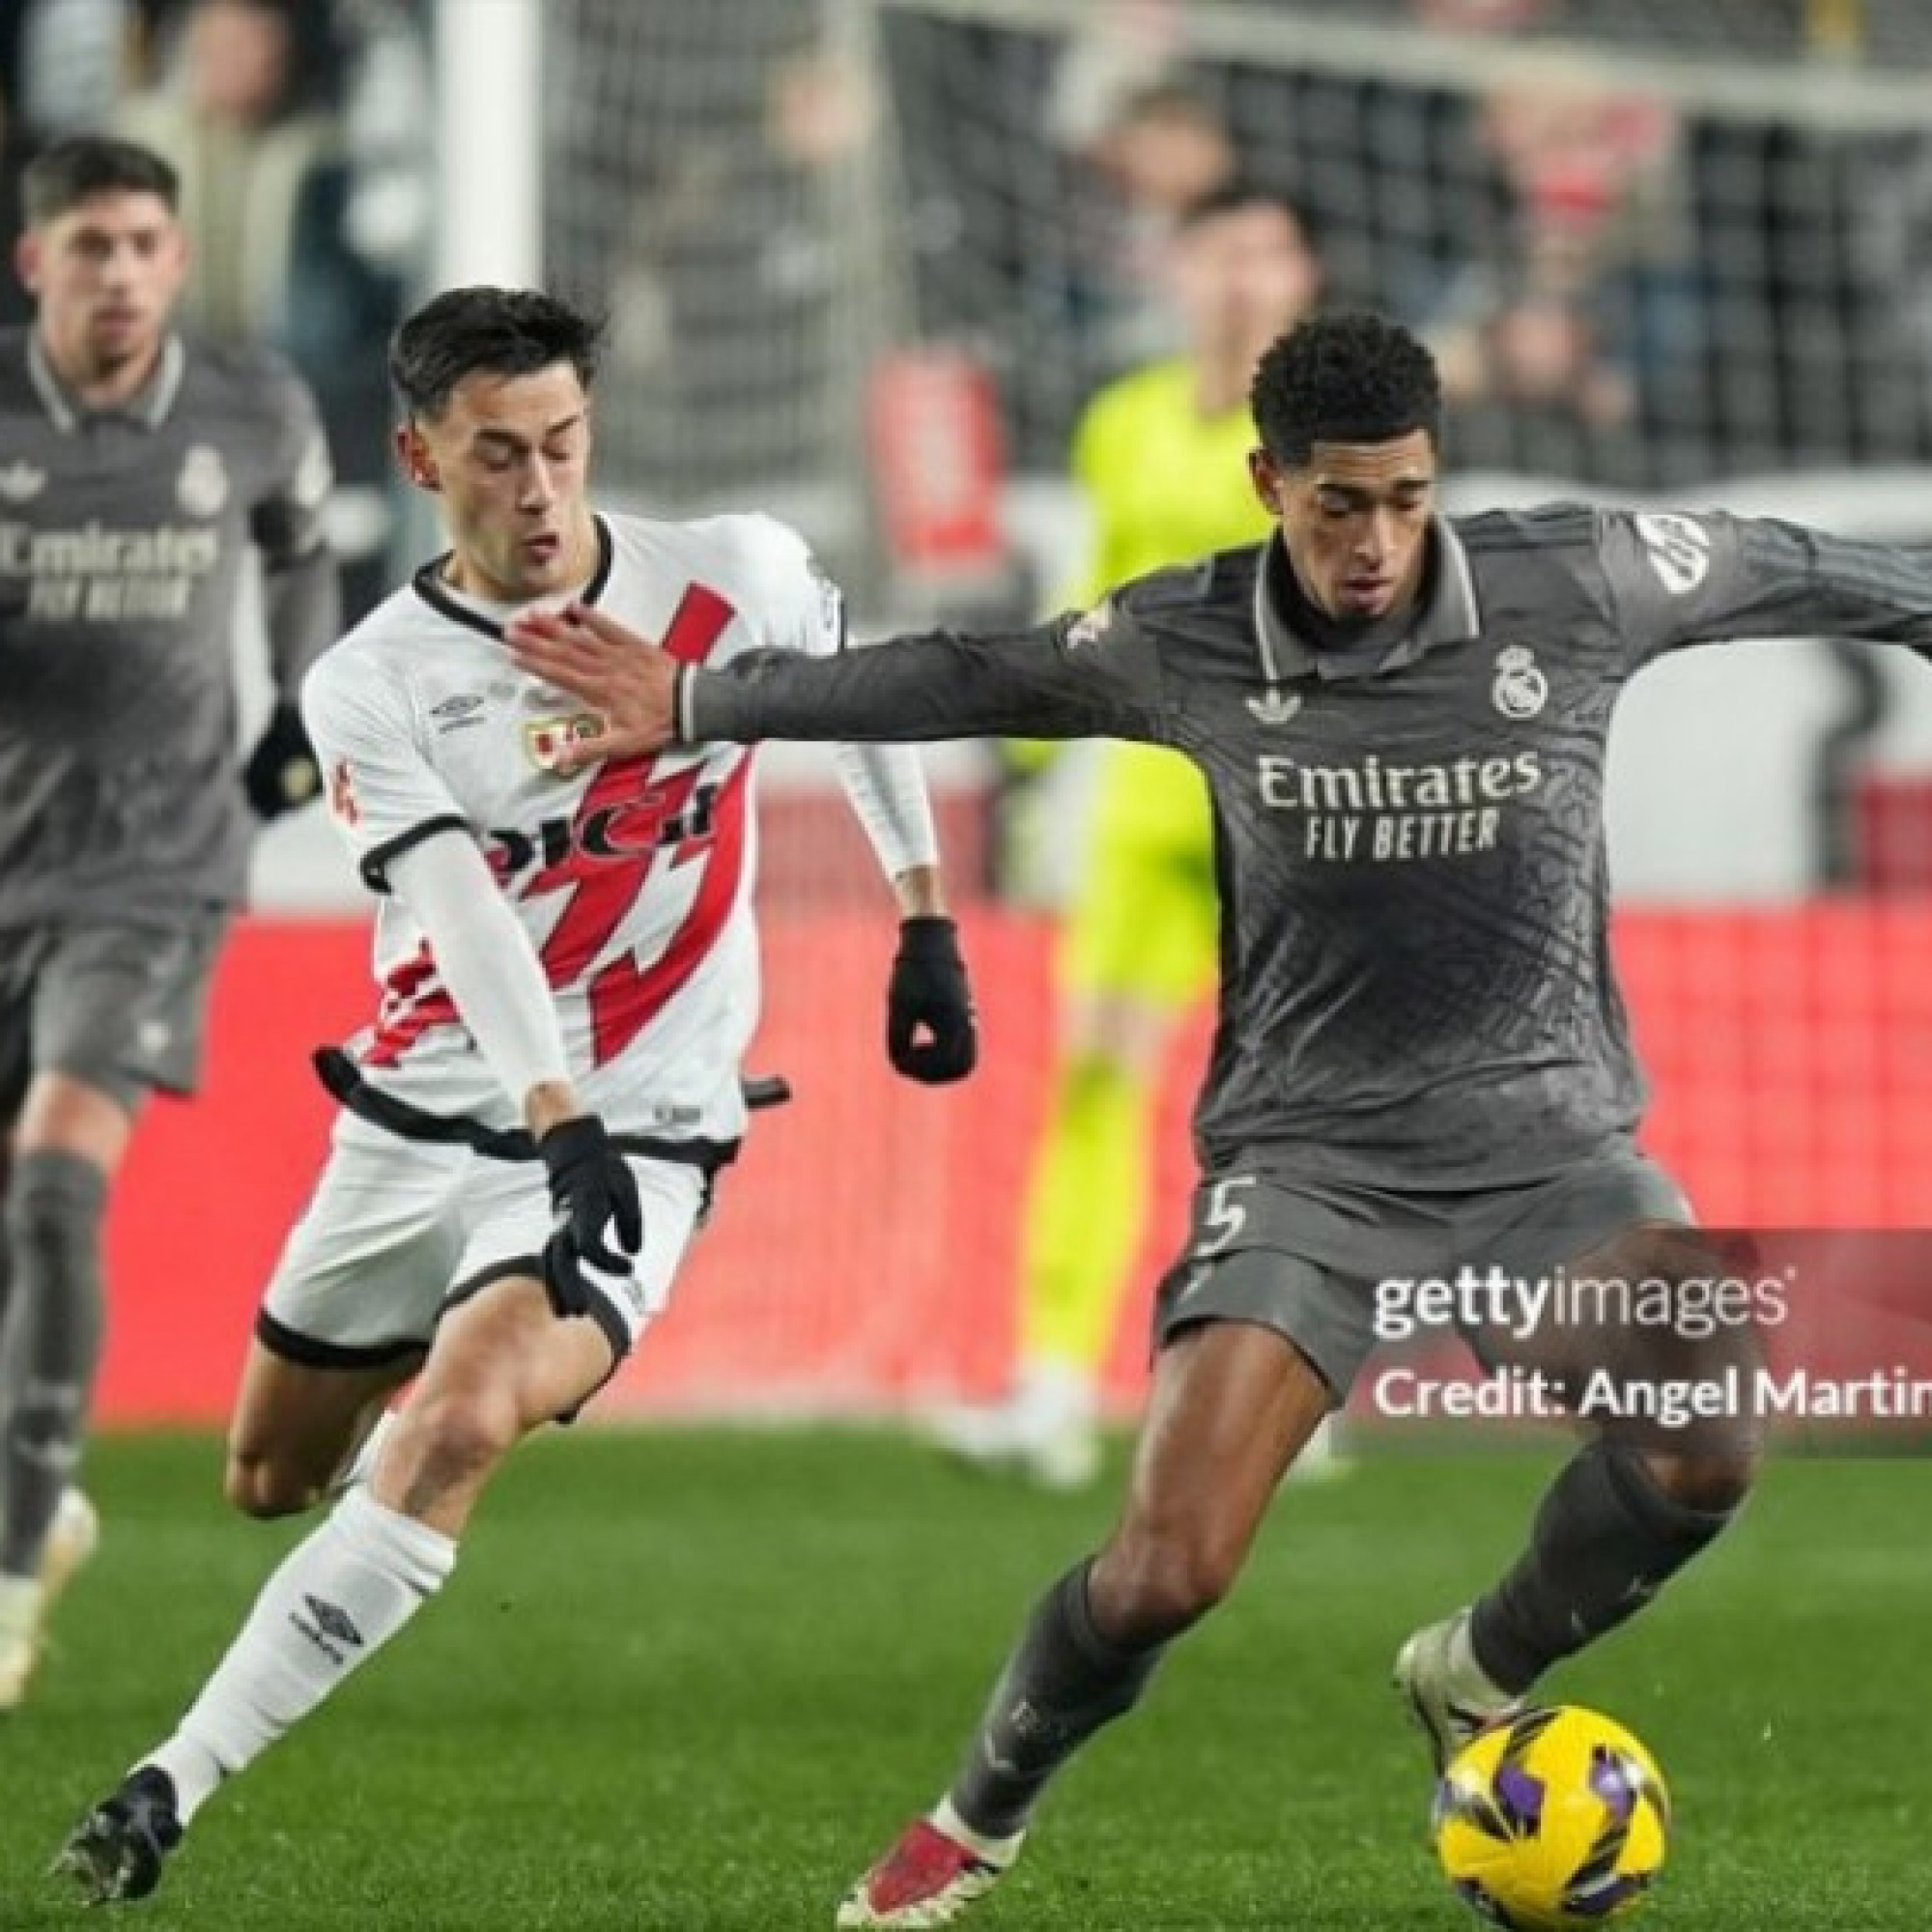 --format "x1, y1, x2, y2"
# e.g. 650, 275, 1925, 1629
504, 602, 1167, 774
1599, 509, 1932, 667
